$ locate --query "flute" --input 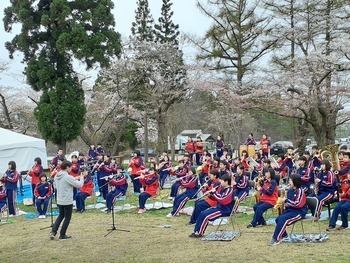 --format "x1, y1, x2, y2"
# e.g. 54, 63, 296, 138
195, 185, 219, 201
